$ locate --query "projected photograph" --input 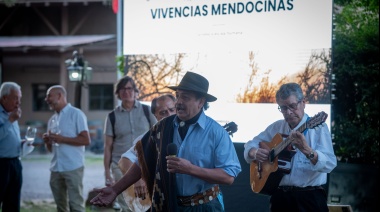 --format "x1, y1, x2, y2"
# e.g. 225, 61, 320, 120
125, 48, 331, 142
123, 0, 333, 142
127, 49, 331, 104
